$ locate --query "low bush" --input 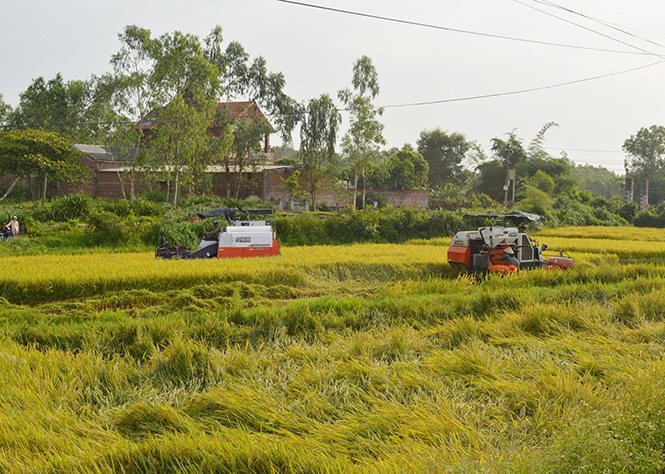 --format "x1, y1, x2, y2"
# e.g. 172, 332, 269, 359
32, 194, 93, 222
85, 211, 159, 247
275, 207, 466, 246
